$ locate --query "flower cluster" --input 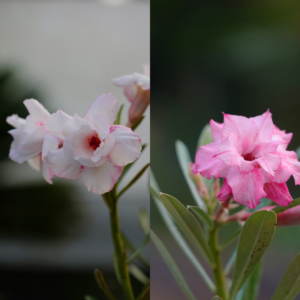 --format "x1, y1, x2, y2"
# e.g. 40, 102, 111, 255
193, 110, 300, 209
7, 93, 142, 195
